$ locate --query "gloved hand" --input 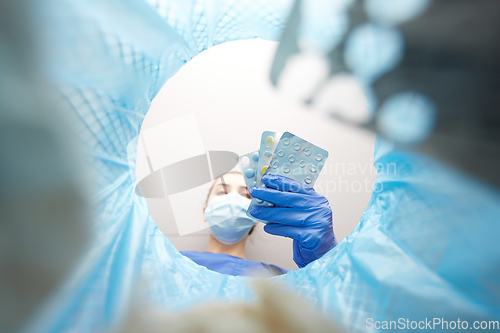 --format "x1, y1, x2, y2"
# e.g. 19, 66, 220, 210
249, 174, 337, 268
